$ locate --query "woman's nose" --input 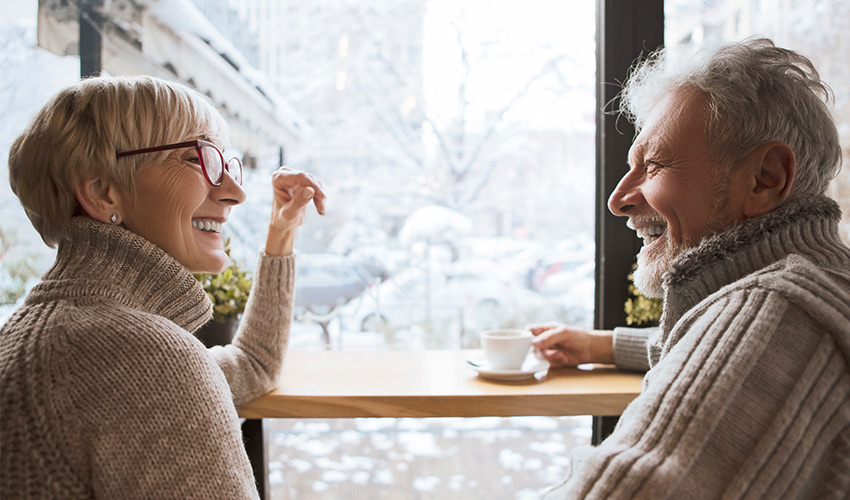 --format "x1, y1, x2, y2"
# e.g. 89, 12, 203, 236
213, 172, 247, 205
607, 168, 641, 216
